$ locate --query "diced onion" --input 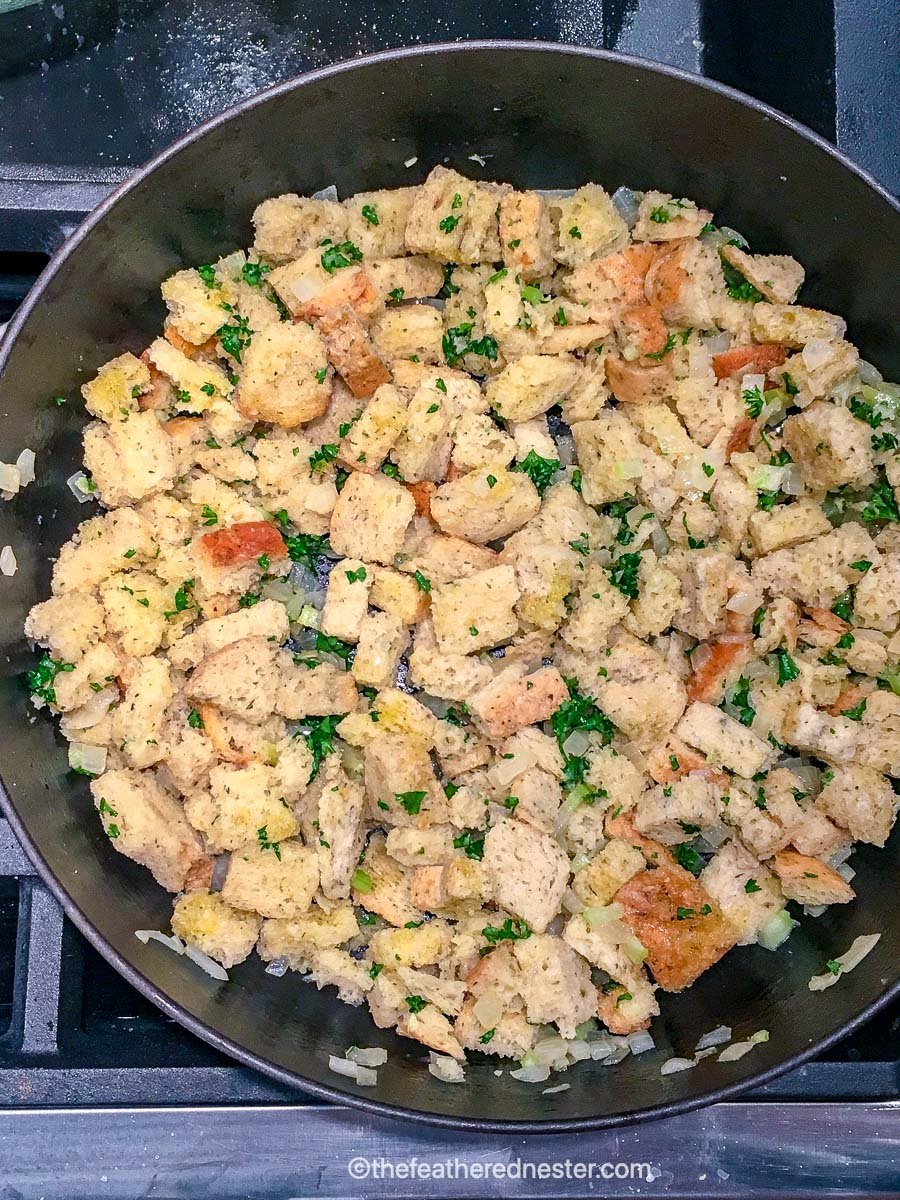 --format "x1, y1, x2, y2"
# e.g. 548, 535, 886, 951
690, 643, 712, 672
611, 186, 641, 229
492, 747, 535, 788
68, 741, 107, 776
750, 1029, 769, 1043
67, 471, 96, 502
347, 1046, 388, 1068
717, 1041, 757, 1062
135, 929, 185, 953
601, 1044, 631, 1066
561, 729, 590, 758
209, 855, 230, 893
184, 944, 230, 981
660, 1056, 695, 1075
803, 904, 827, 918
556, 431, 575, 468
264, 957, 288, 977
0, 545, 17, 576
696, 1025, 732, 1051
726, 590, 760, 616
290, 276, 321, 303
741, 372, 765, 397
858, 359, 883, 385
562, 887, 584, 914
312, 184, 338, 202
428, 1052, 465, 1083
701, 330, 732, 355
329, 1054, 361, 1079
808, 933, 881, 991
583, 903, 623, 928
15, 448, 35, 486
749, 463, 789, 493
720, 225, 748, 247
510, 1064, 550, 1083
0, 462, 21, 494
62, 686, 117, 730
404, 156, 418, 168
627, 1031, 655, 1055
566, 1038, 592, 1063
472, 990, 503, 1030
623, 934, 649, 965
801, 339, 833, 371
781, 465, 805, 496
354, 1065, 378, 1086
542, 1082, 570, 1095
613, 458, 643, 480
837, 863, 856, 883
215, 250, 247, 280
758, 908, 796, 950
589, 1038, 615, 1060
570, 852, 591, 874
